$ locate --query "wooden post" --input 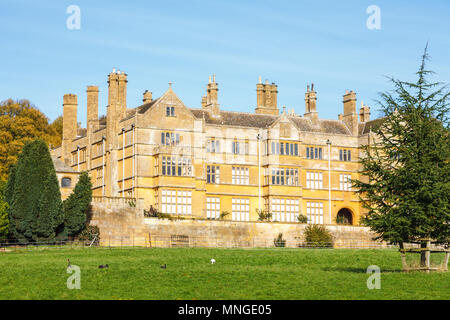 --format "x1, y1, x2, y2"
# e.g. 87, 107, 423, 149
420, 241, 427, 267
443, 251, 449, 272
425, 240, 431, 273
399, 242, 409, 271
